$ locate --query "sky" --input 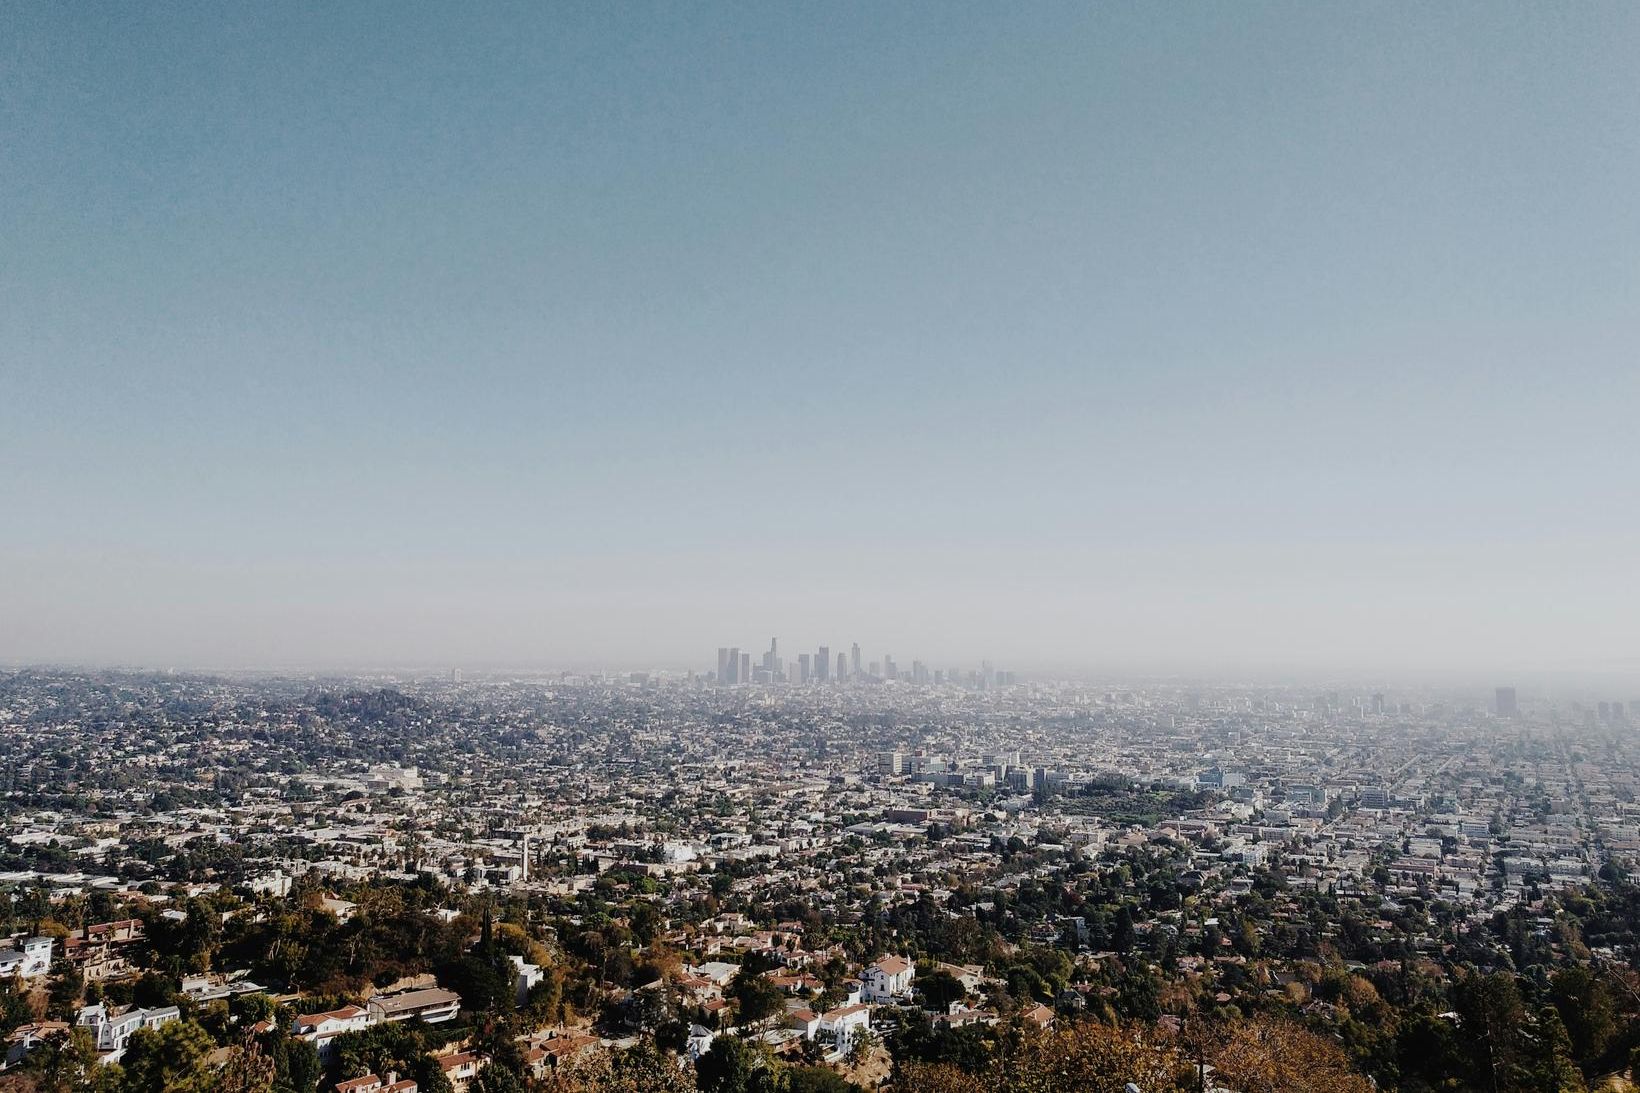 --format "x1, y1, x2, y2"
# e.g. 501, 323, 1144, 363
3, 2, 1638, 680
